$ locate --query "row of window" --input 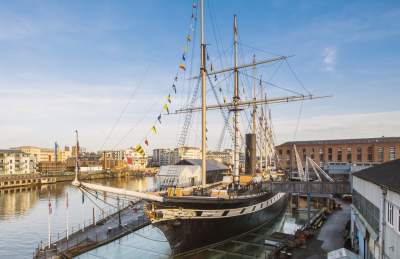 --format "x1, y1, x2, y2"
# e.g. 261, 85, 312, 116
279, 146, 397, 163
